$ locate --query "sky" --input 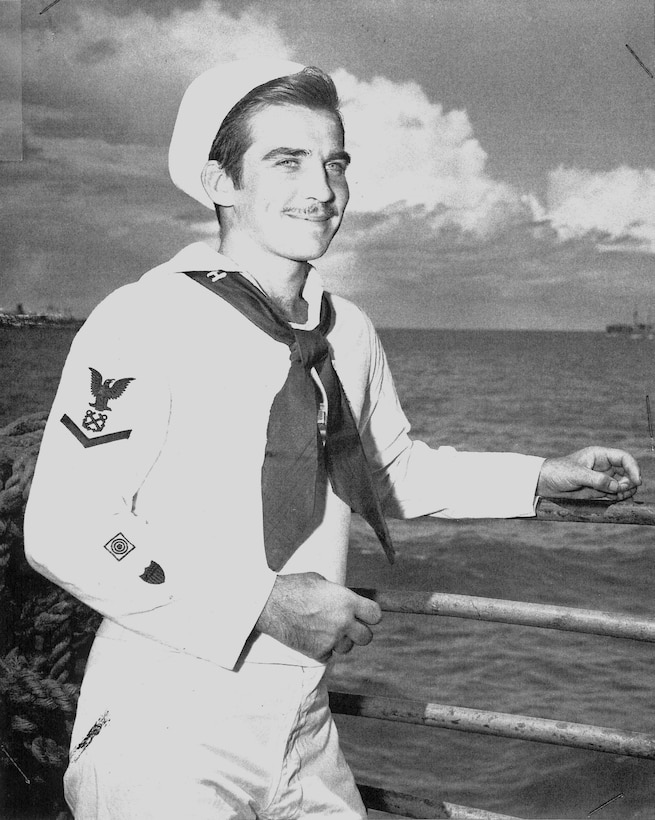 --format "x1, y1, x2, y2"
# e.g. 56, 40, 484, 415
1, 0, 654, 329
